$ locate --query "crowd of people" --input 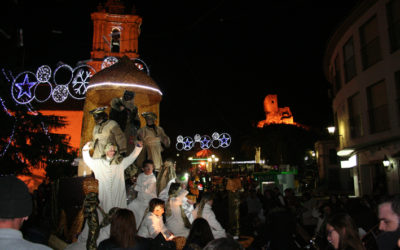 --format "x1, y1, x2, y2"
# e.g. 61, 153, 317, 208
1, 92, 400, 250
1, 168, 400, 250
